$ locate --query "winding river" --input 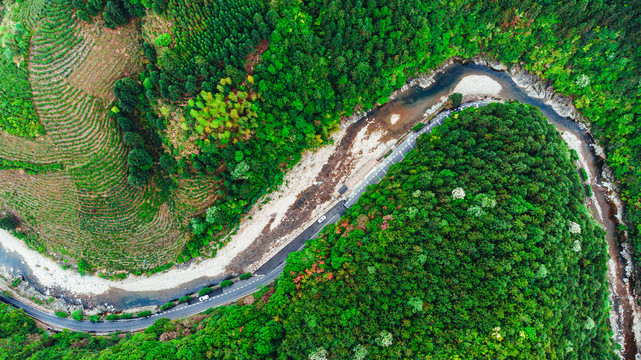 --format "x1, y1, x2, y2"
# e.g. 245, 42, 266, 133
0, 61, 636, 358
